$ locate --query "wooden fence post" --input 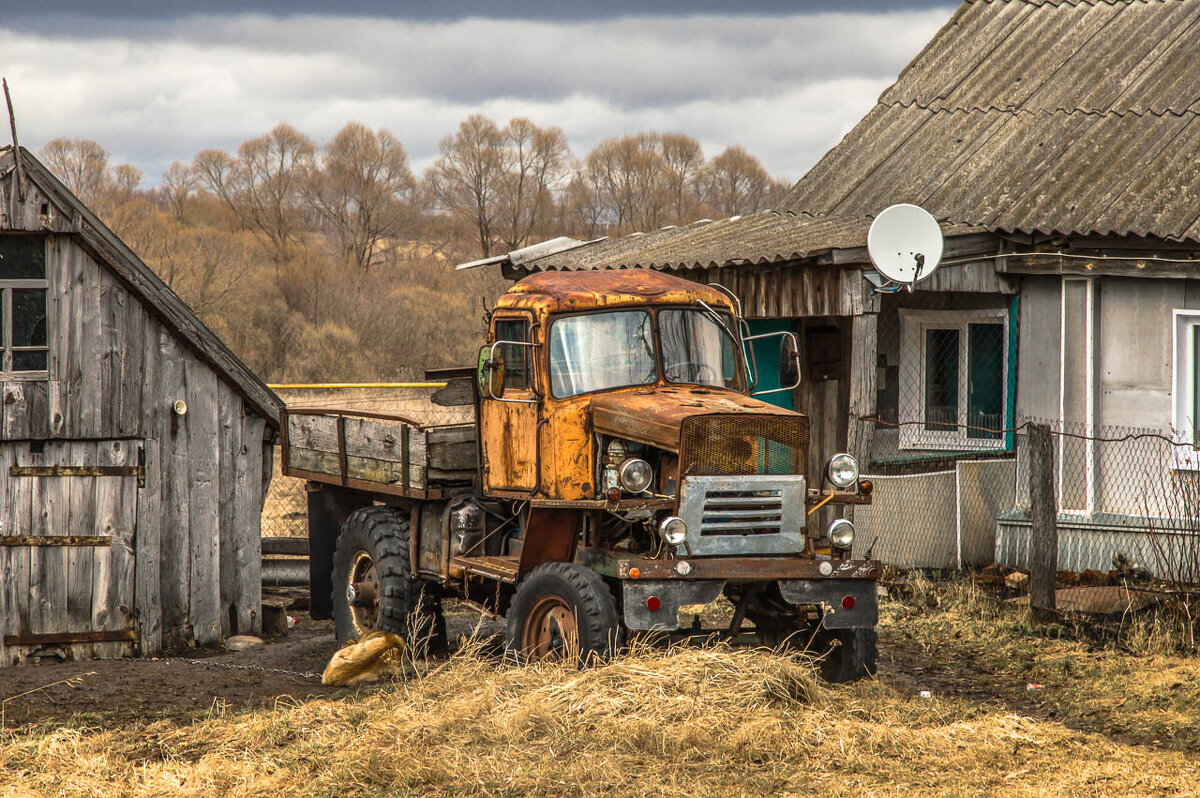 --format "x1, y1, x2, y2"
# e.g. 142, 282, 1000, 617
1029, 423, 1058, 620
